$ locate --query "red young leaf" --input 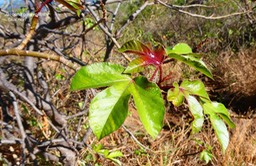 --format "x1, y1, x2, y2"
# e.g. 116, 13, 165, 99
118, 40, 166, 66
